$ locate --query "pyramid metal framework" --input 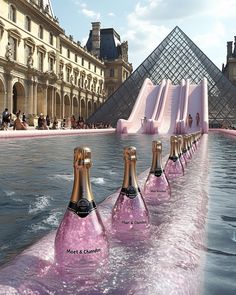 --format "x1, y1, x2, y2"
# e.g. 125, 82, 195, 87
88, 26, 236, 128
